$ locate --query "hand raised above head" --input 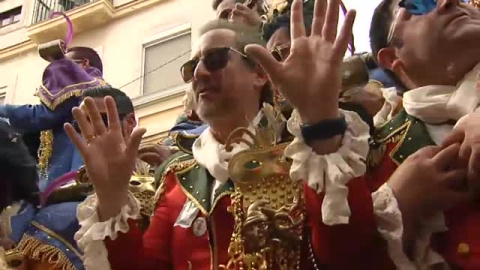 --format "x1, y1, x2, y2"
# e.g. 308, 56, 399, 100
64, 96, 146, 219
245, 0, 356, 124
